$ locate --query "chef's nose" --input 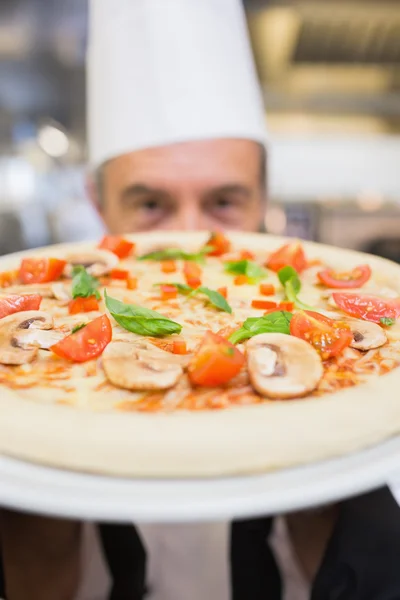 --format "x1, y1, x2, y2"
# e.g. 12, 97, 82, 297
176, 201, 205, 231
